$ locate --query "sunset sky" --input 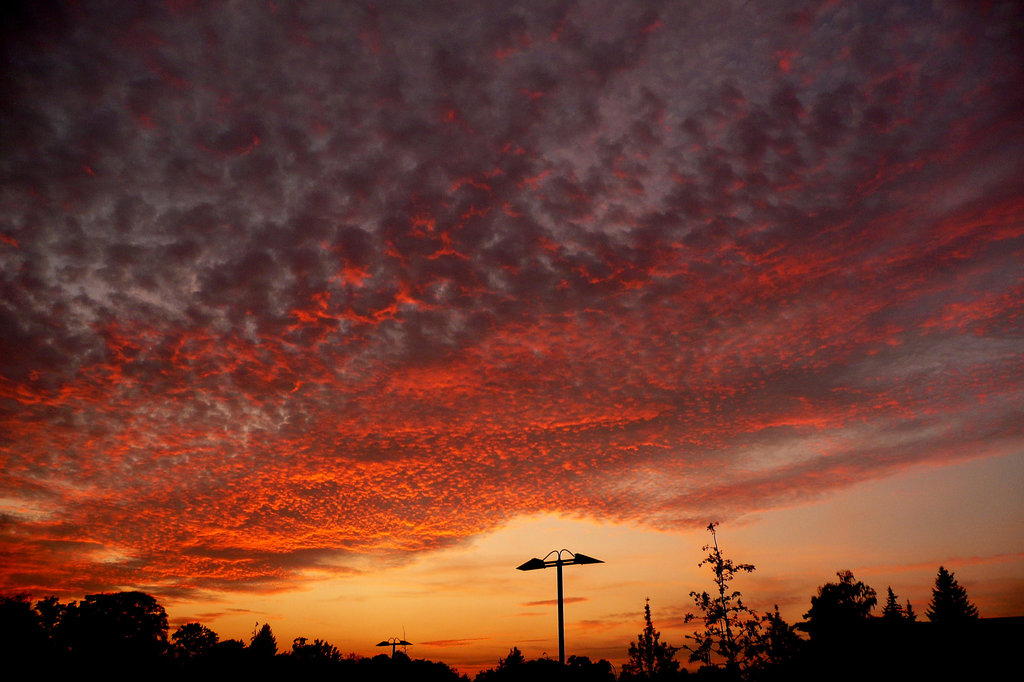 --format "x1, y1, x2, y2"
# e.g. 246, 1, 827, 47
1, 0, 1022, 674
